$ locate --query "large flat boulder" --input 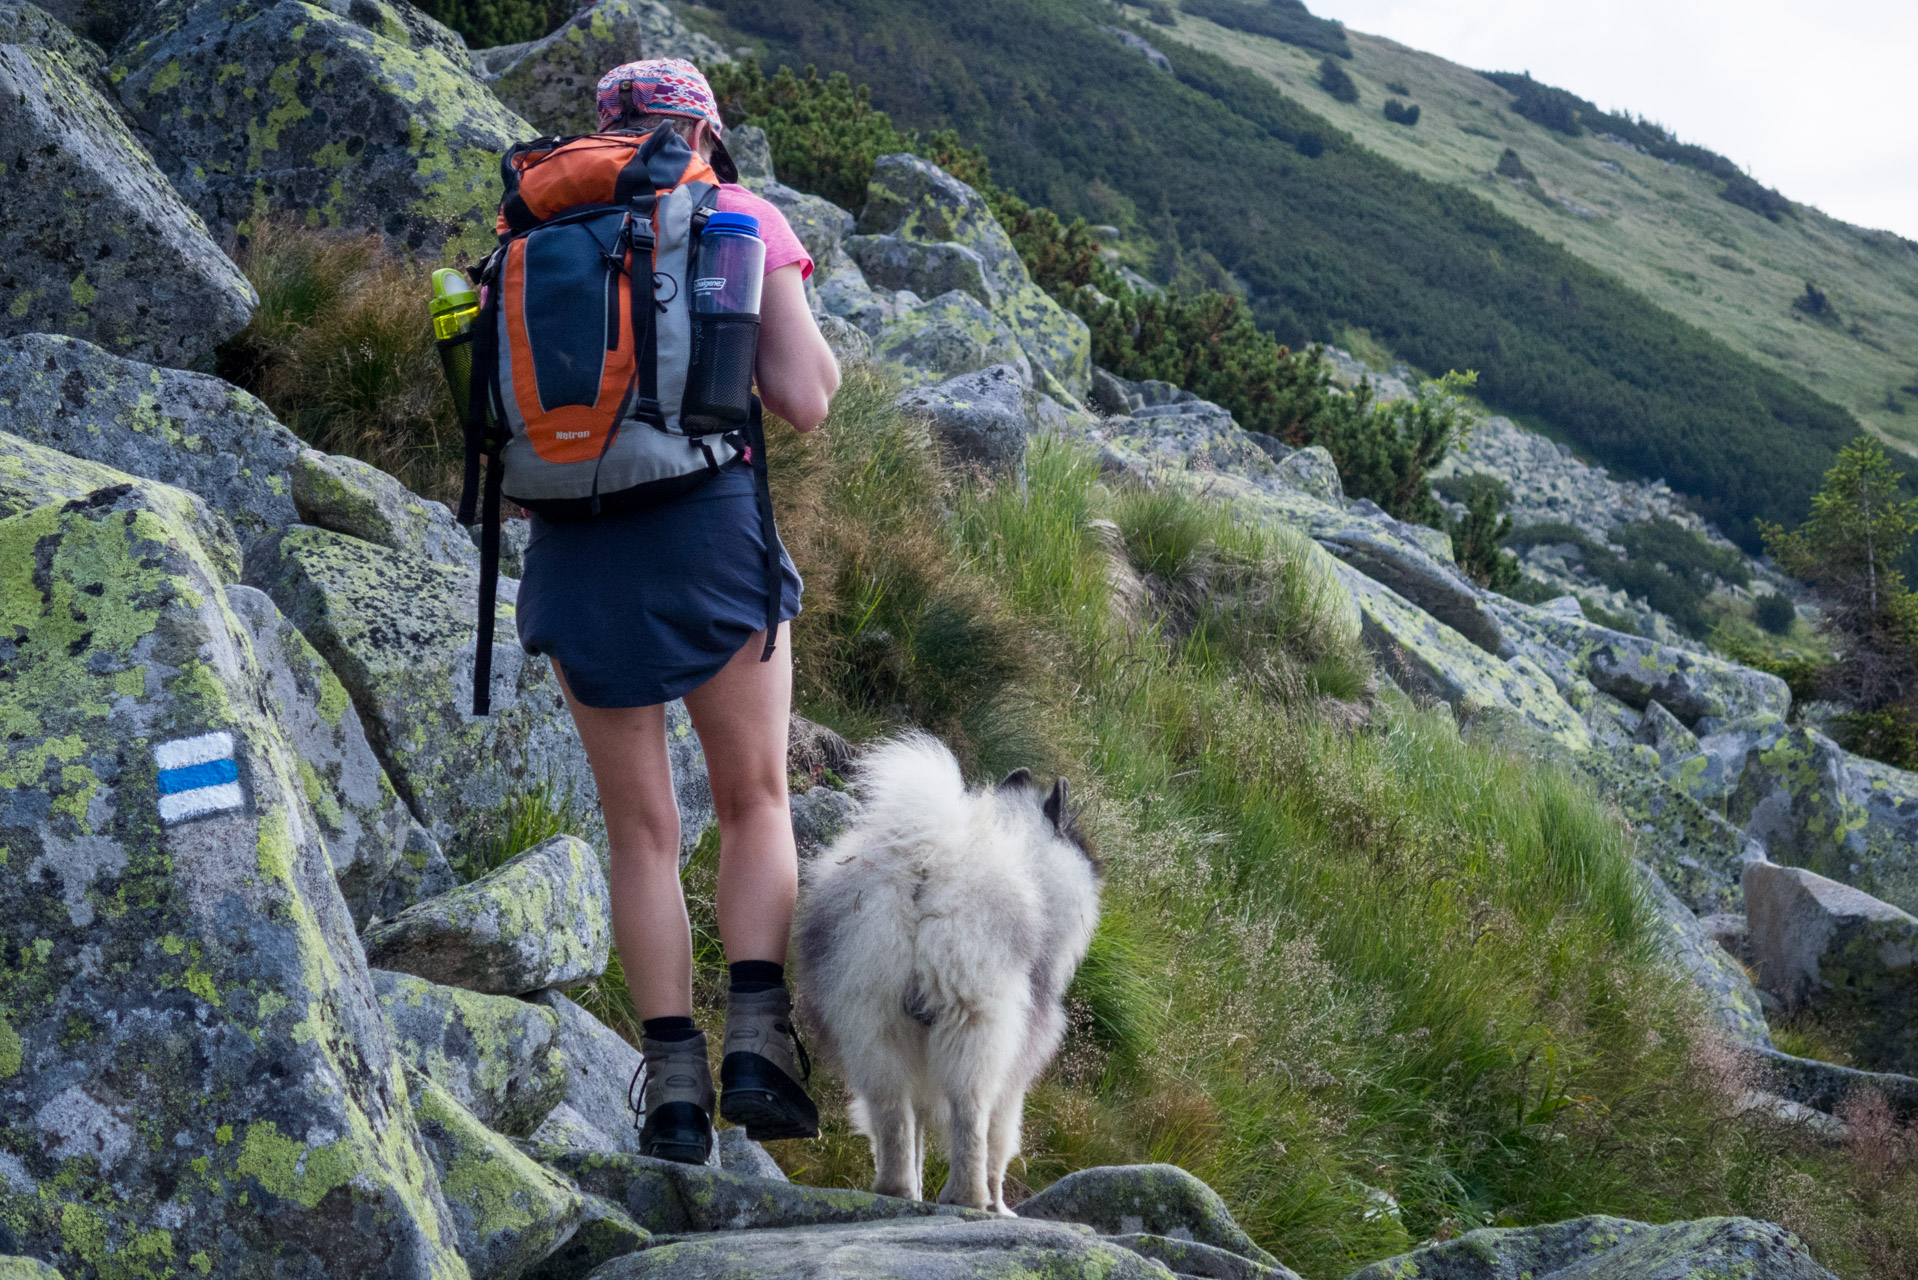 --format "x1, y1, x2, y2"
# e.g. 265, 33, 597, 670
859, 153, 1090, 398
1744, 861, 1918, 1073
0, 474, 464, 1276
589, 1217, 1170, 1279
375, 970, 567, 1139
474, 0, 726, 136
113, 0, 535, 262
364, 834, 612, 996
0, 334, 302, 545
1345, 1214, 1833, 1280
408, 1070, 582, 1280
227, 584, 450, 927
0, 45, 255, 368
